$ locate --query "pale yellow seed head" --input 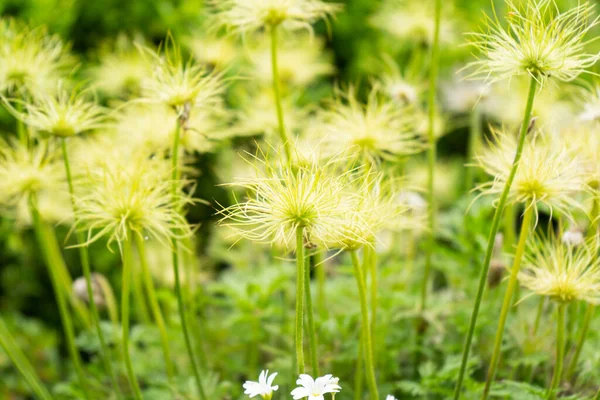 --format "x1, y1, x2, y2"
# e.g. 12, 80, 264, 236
519, 235, 600, 304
